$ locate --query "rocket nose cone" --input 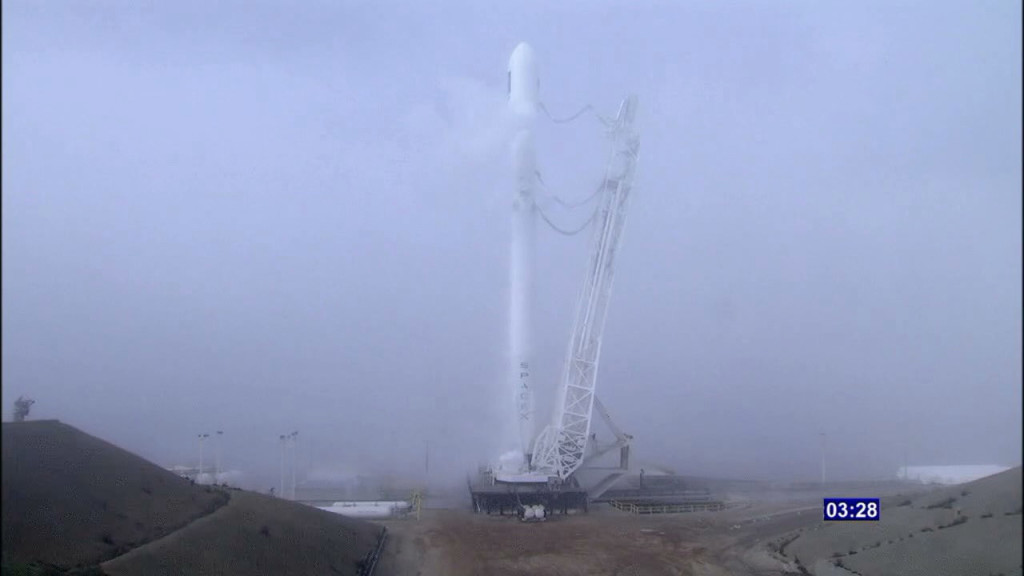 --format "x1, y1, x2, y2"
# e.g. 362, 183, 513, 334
508, 42, 539, 114
509, 42, 535, 68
